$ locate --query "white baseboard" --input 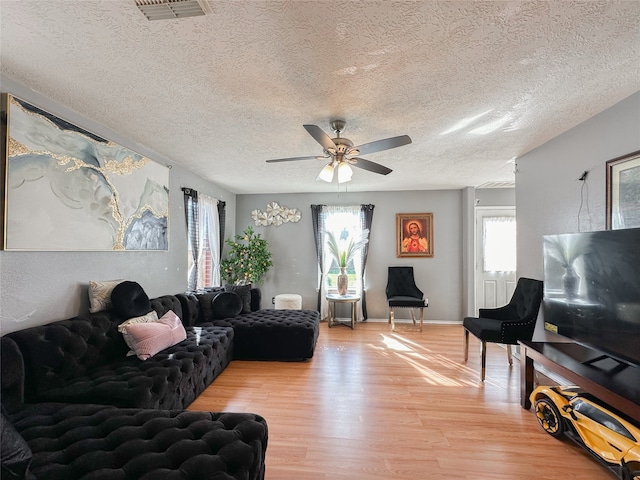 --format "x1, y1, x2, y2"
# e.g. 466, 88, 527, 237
362, 318, 462, 325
